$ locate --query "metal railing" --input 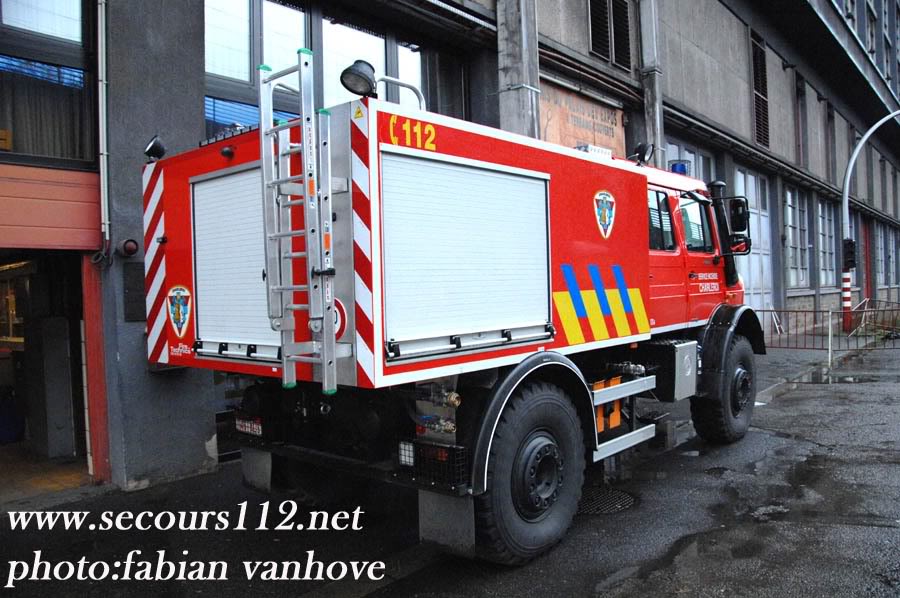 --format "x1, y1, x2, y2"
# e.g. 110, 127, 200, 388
756, 306, 900, 357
